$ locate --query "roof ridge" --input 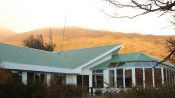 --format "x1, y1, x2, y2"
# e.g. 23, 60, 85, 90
56, 44, 120, 53
0, 42, 55, 54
